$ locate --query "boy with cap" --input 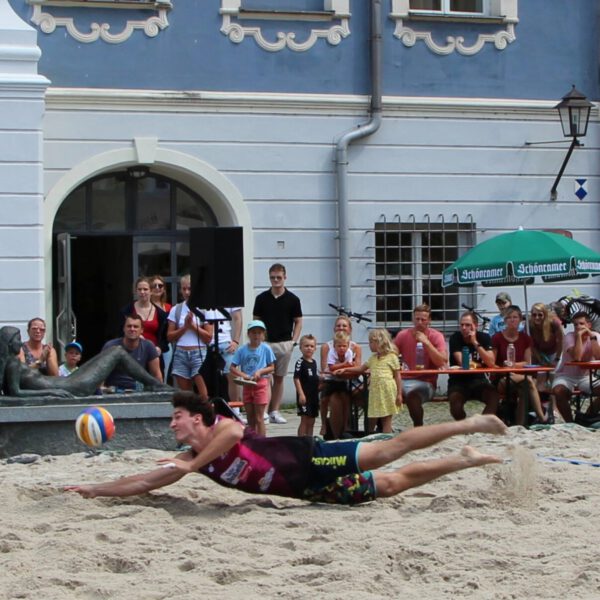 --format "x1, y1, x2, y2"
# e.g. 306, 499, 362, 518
58, 341, 83, 377
488, 292, 524, 336
230, 320, 276, 435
